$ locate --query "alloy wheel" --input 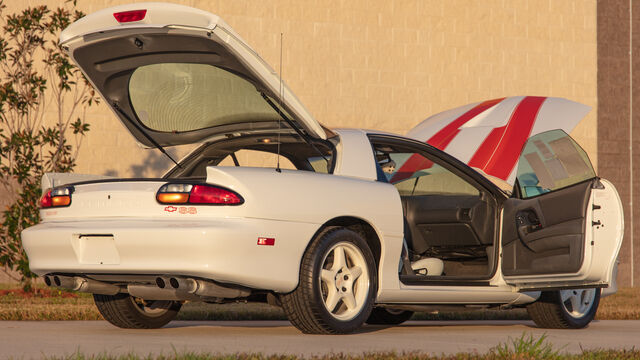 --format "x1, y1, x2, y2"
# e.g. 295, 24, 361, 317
560, 288, 597, 318
319, 241, 370, 321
